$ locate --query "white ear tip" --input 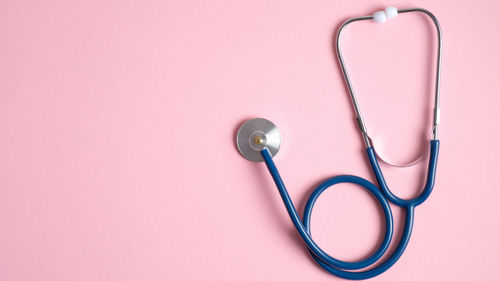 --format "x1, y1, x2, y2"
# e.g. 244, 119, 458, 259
385, 7, 398, 18
373, 11, 386, 23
